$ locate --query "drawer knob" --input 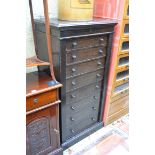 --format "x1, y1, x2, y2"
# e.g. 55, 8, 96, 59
70, 129, 75, 133
71, 106, 75, 110
72, 81, 76, 86
33, 98, 38, 104
72, 55, 77, 59
71, 94, 76, 98
72, 42, 77, 47
97, 62, 102, 66
99, 38, 104, 42
91, 117, 95, 121
70, 117, 75, 121
99, 49, 103, 54
72, 68, 76, 72
96, 85, 99, 89
96, 74, 101, 78
92, 107, 97, 110
54, 128, 59, 134
94, 96, 97, 100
